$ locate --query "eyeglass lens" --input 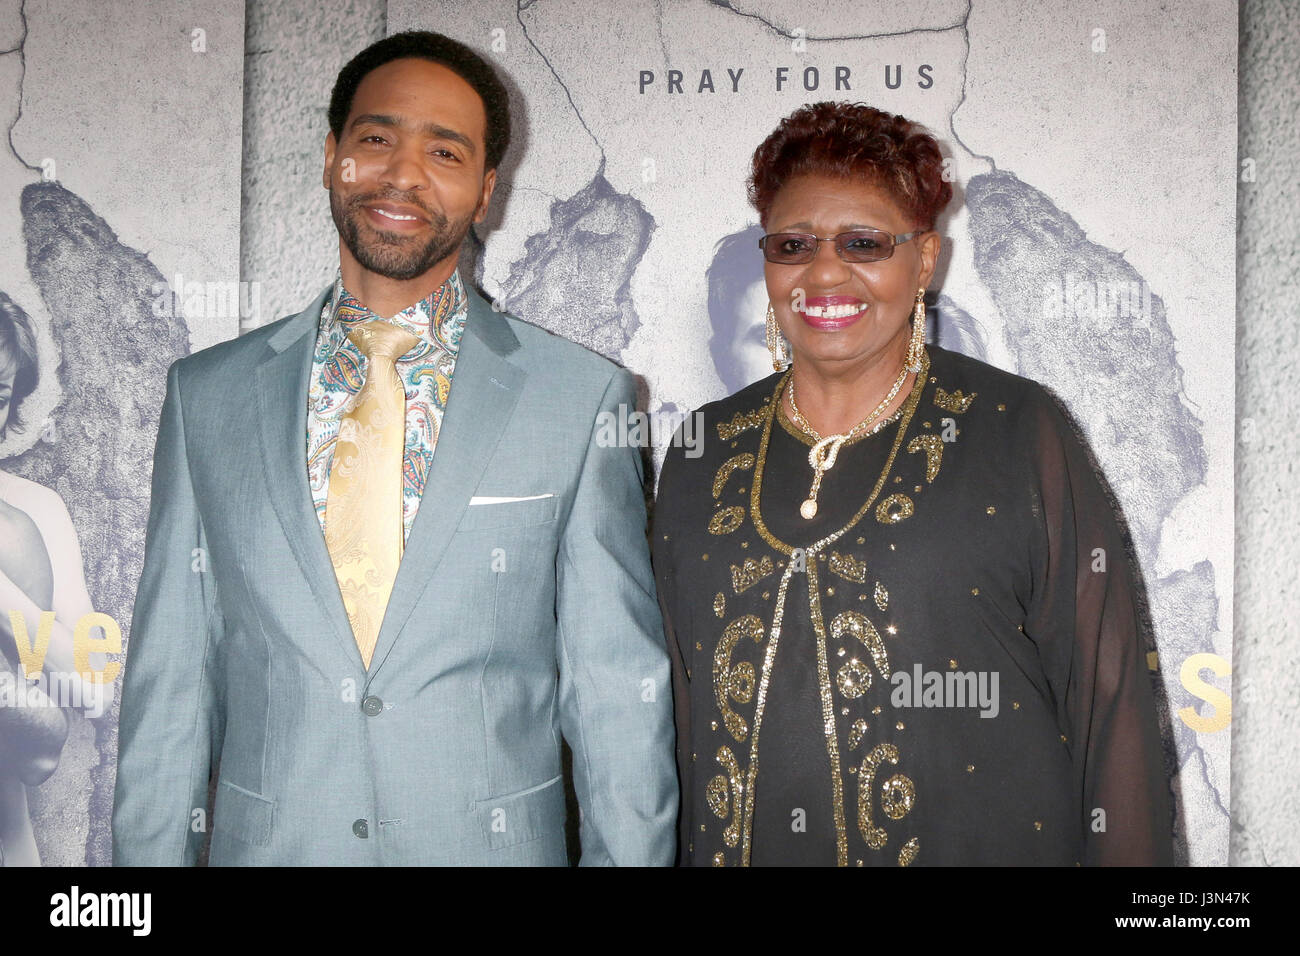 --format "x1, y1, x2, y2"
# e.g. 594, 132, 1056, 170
762, 230, 895, 264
